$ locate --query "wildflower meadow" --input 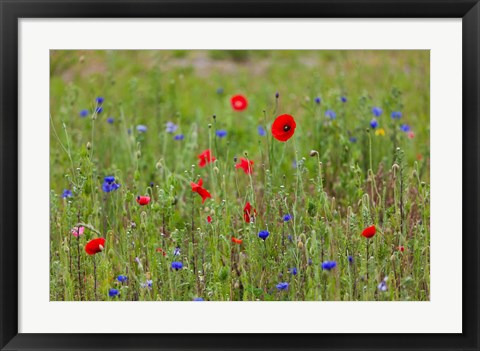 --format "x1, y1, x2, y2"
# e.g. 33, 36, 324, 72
50, 50, 430, 301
